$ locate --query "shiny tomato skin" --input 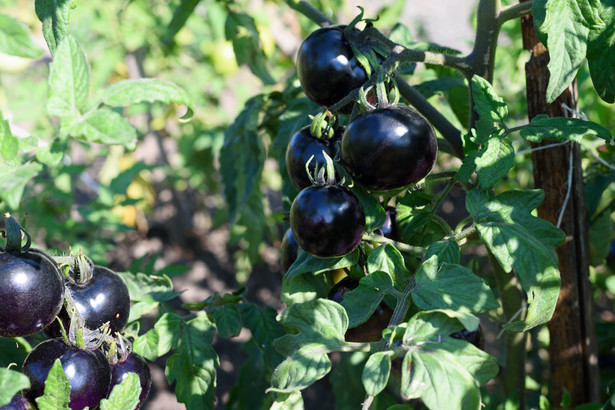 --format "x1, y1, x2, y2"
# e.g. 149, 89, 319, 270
341, 105, 438, 191
22, 339, 111, 410
285, 126, 342, 191
280, 228, 299, 274
290, 185, 365, 258
109, 353, 152, 409
69, 266, 131, 333
0, 249, 64, 337
296, 25, 368, 107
